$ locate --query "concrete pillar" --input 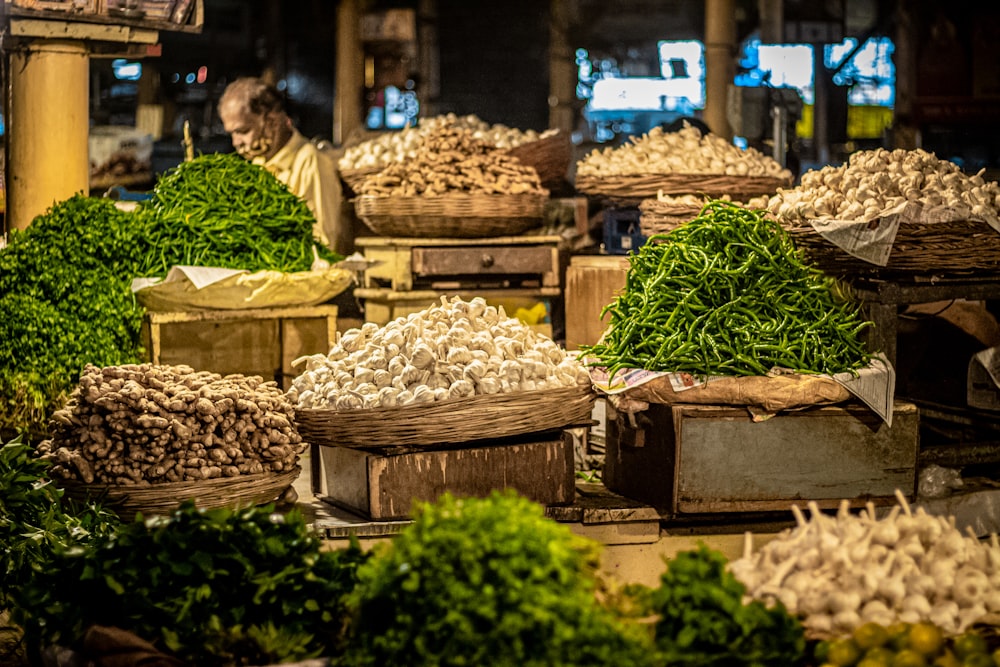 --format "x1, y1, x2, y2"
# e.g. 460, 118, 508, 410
704, 0, 736, 139
7, 40, 89, 230
334, 0, 365, 146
